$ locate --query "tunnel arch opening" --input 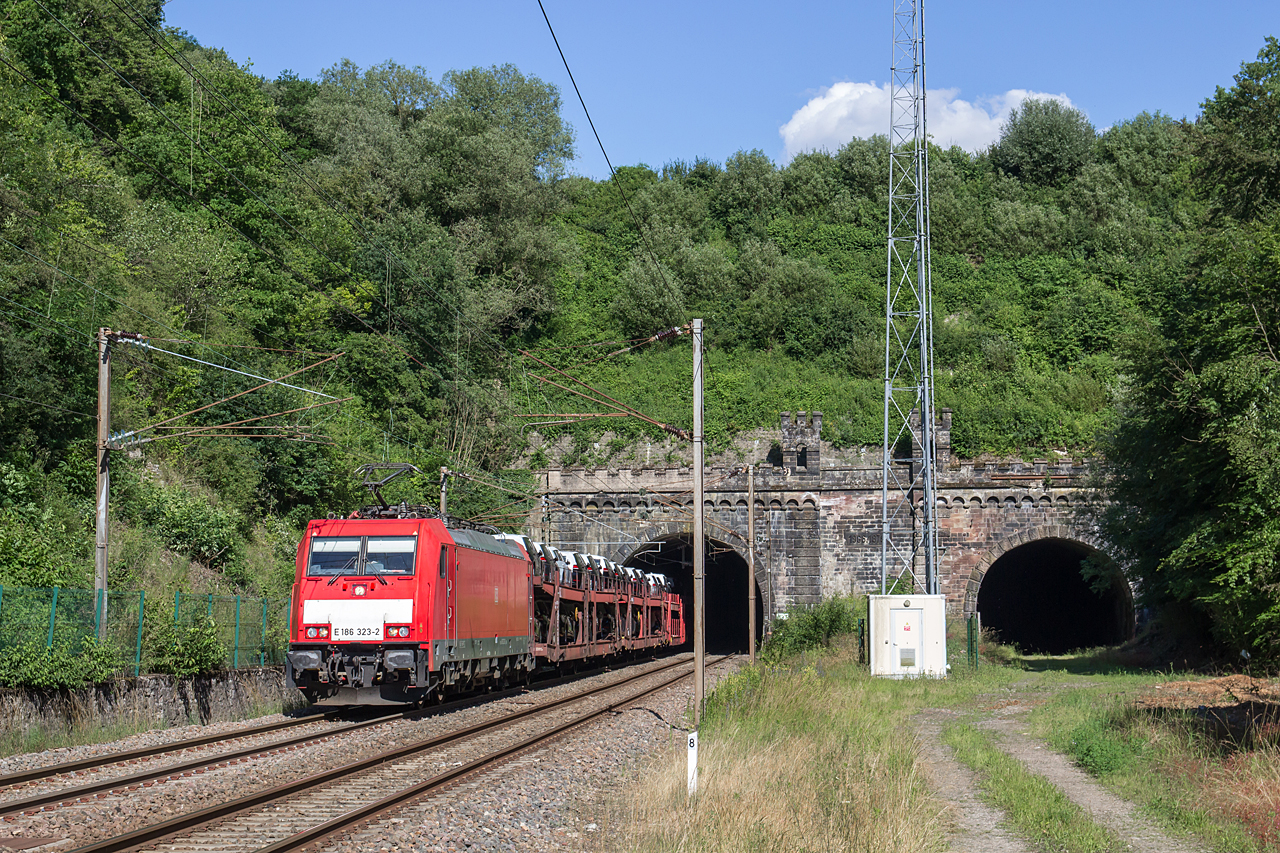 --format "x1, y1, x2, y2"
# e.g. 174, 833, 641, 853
974, 537, 1133, 655
623, 534, 764, 655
